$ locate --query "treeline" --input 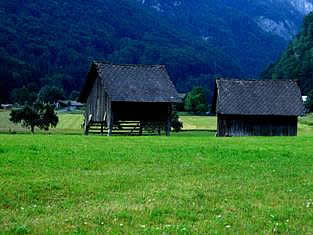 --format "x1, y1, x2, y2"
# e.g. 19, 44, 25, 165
0, 53, 79, 104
